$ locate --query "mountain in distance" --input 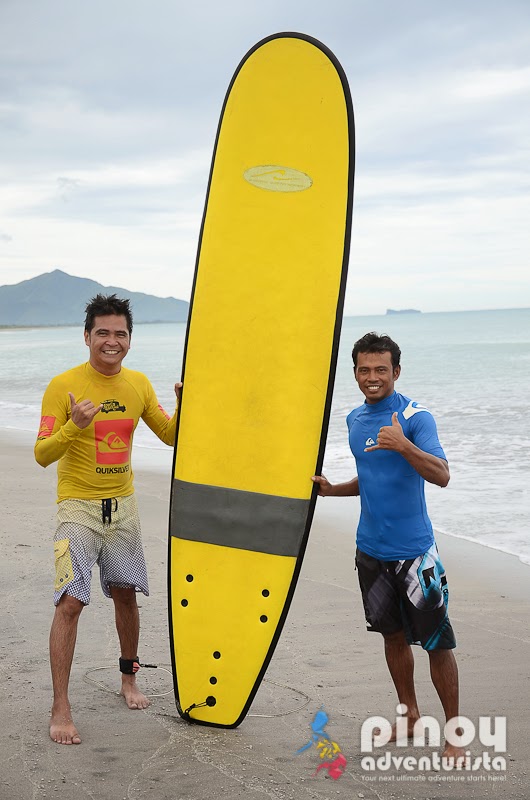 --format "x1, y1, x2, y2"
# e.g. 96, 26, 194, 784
0, 269, 189, 326
385, 308, 421, 315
